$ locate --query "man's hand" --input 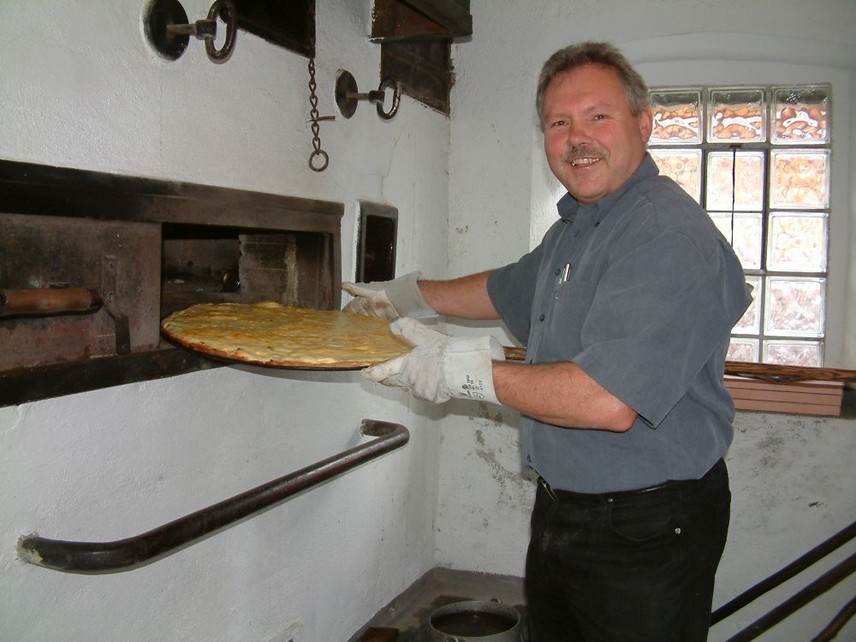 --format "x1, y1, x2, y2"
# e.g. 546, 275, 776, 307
342, 271, 436, 320
363, 317, 504, 404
